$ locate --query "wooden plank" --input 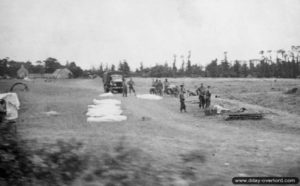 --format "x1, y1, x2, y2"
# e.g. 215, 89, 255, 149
225, 113, 263, 120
